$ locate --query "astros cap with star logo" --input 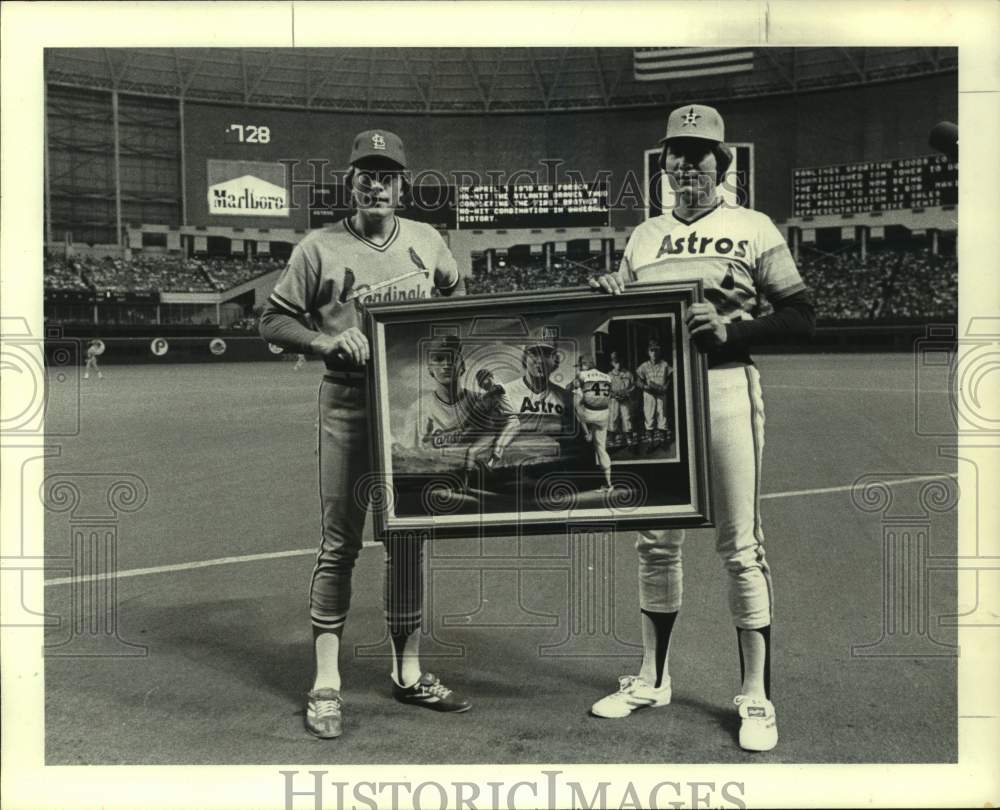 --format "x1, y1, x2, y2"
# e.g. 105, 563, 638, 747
660, 104, 725, 143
